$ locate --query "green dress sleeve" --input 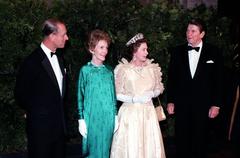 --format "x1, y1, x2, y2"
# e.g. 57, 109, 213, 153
77, 68, 85, 119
